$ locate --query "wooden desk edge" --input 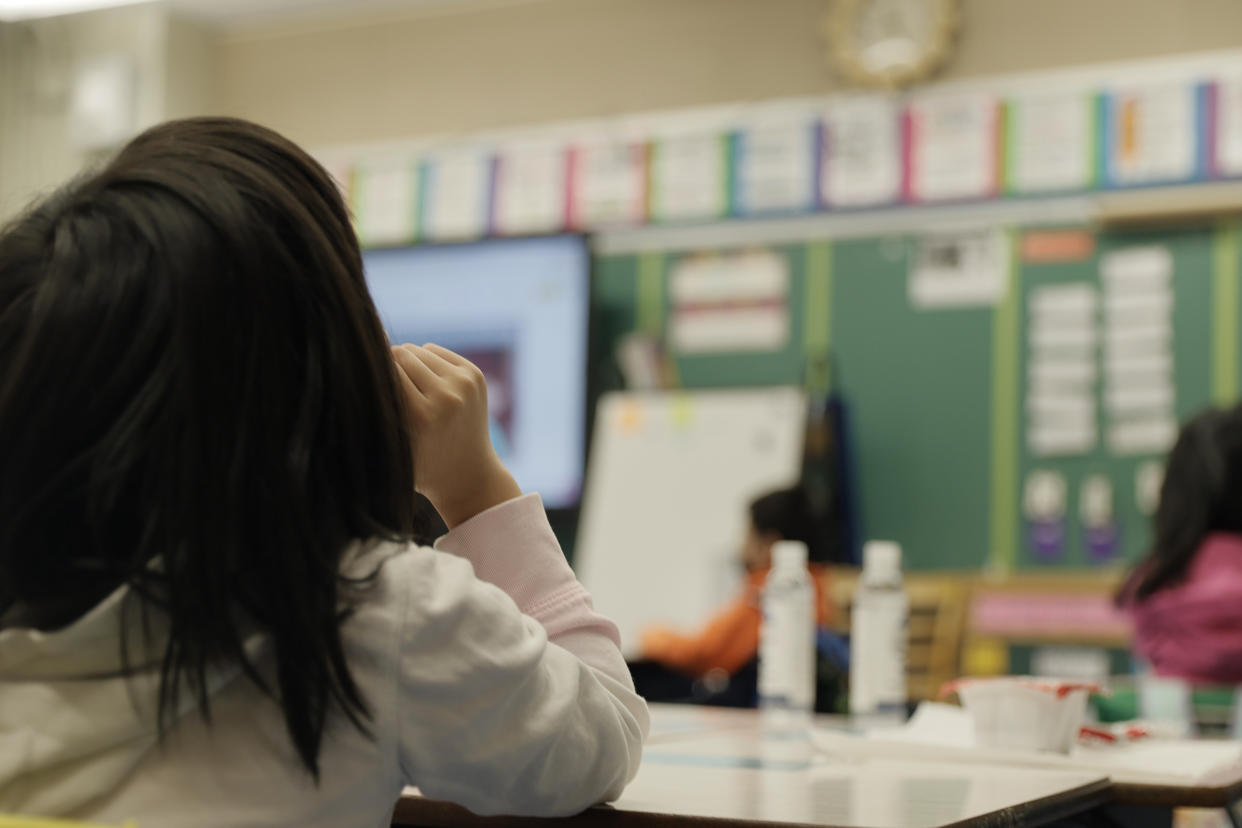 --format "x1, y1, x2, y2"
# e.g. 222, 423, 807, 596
391, 779, 1114, 828
1110, 778, 1242, 810
1005, 779, 1113, 828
